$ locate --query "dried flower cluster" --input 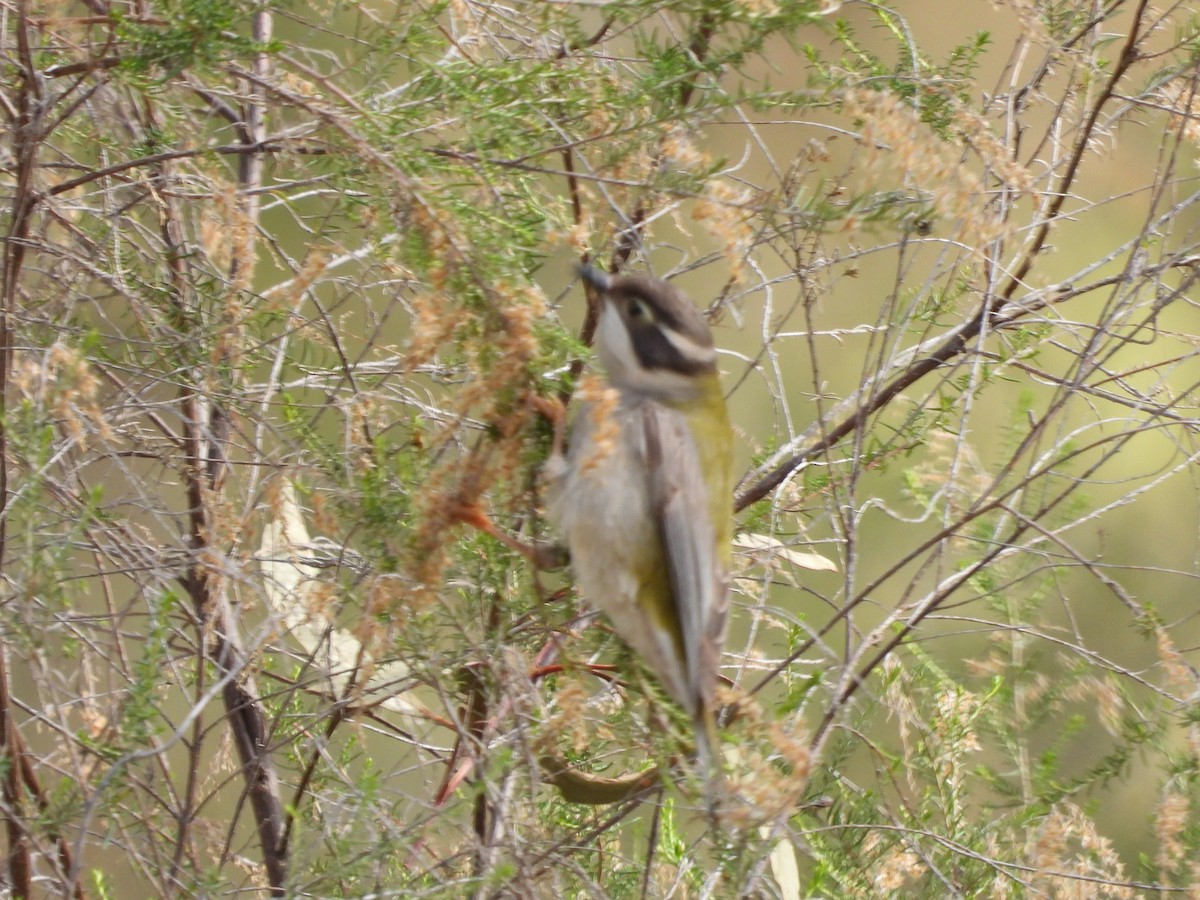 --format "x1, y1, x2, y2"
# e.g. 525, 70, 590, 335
846, 88, 1029, 255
